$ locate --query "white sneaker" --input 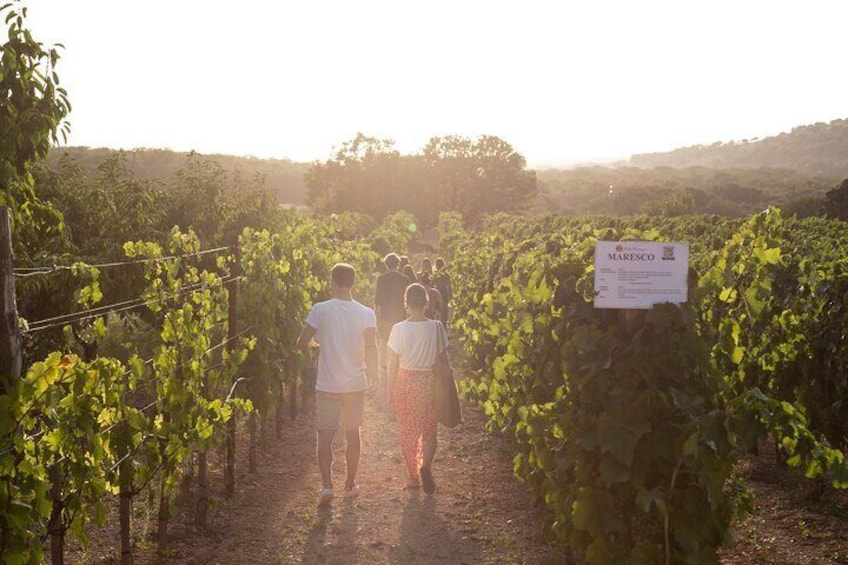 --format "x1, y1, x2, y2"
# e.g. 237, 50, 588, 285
344, 484, 360, 499
318, 487, 334, 507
